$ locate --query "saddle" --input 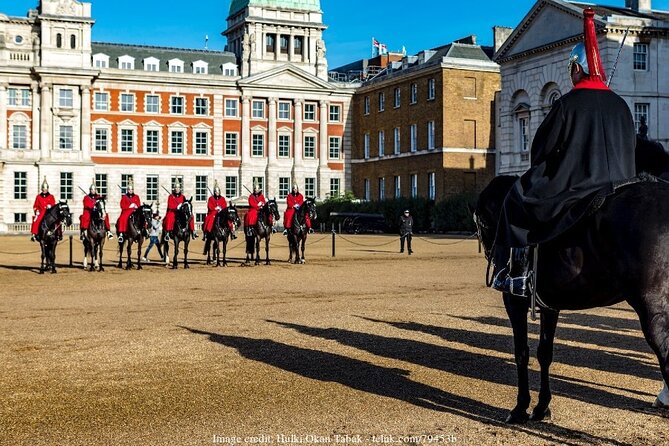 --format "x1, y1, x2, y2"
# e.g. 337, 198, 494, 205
586, 173, 659, 217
